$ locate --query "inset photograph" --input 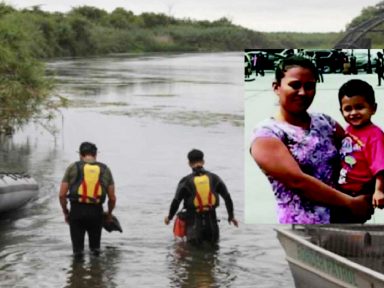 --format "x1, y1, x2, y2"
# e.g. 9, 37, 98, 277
245, 49, 384, 224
